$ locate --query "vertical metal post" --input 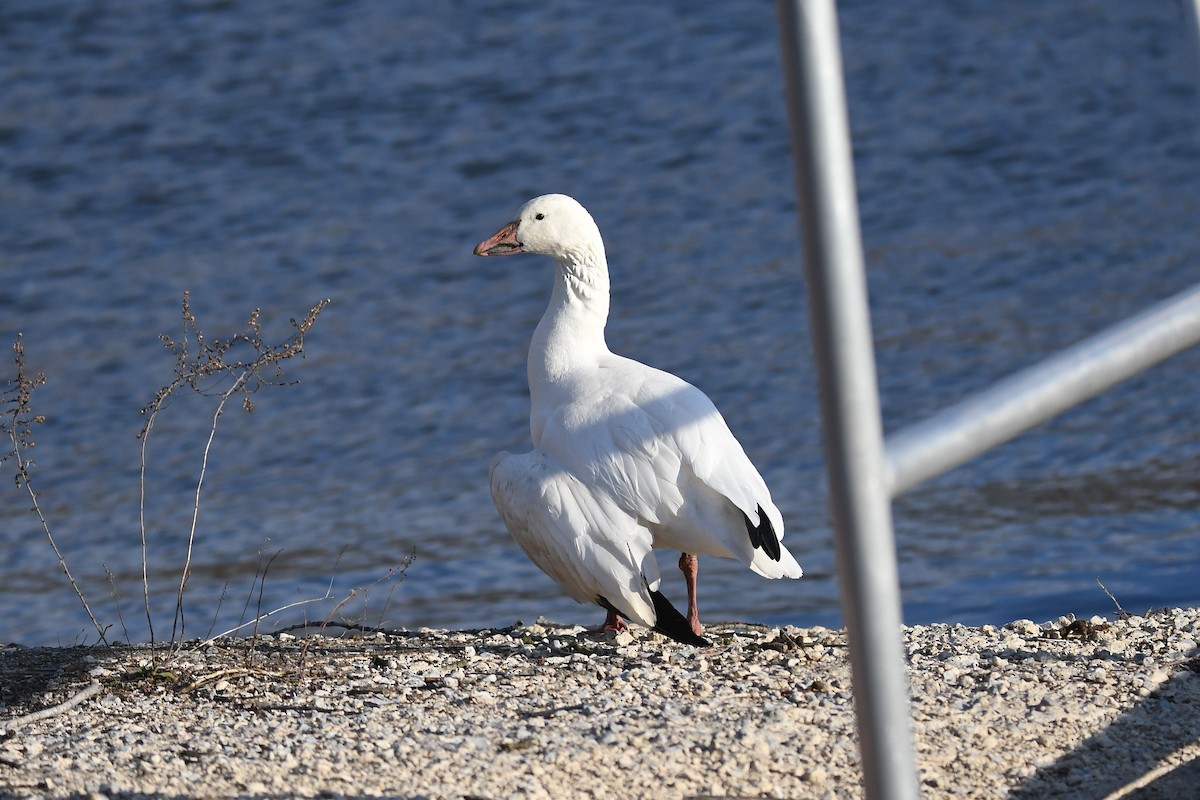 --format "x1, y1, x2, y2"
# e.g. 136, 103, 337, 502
775, 2, 920, 799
